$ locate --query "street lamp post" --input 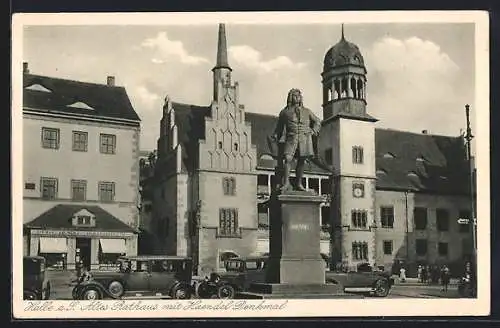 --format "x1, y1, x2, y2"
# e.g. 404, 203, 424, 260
464, 104, 477, 288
